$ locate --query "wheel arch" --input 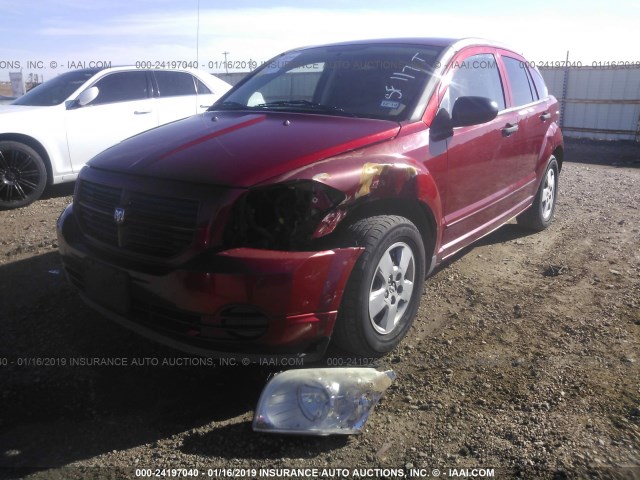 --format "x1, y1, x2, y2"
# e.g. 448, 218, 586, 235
0, 133, 53, 185
336, 197, 438, 277
552, 145, 564, 172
